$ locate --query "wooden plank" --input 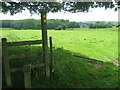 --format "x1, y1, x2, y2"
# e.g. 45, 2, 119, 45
49, 37, 53, 73
41, 11, 50, 78
2, 38, 12, 87
23, 64, 31, 88
7, 40, 42, 46
74, 55, 103, 62
9, 52, 38, 59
